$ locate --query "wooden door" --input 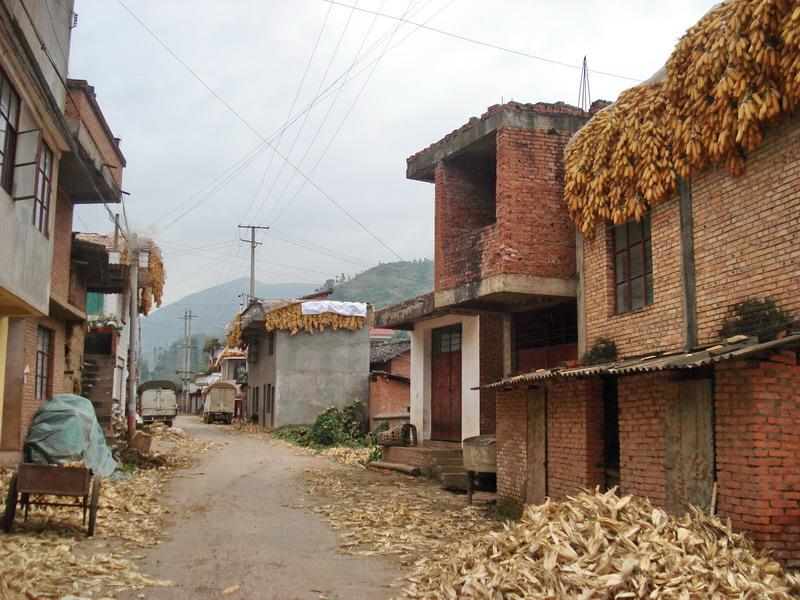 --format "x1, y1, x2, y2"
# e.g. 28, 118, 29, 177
665, 378, 715, 514
526, 388, 547, 504
430, 325, 462, 441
